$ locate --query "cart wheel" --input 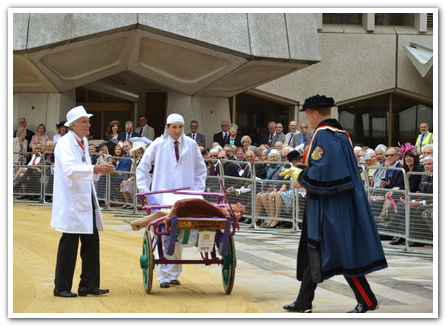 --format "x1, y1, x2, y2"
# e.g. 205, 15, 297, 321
221, 236, 236, 294
140, 230, 154, 294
